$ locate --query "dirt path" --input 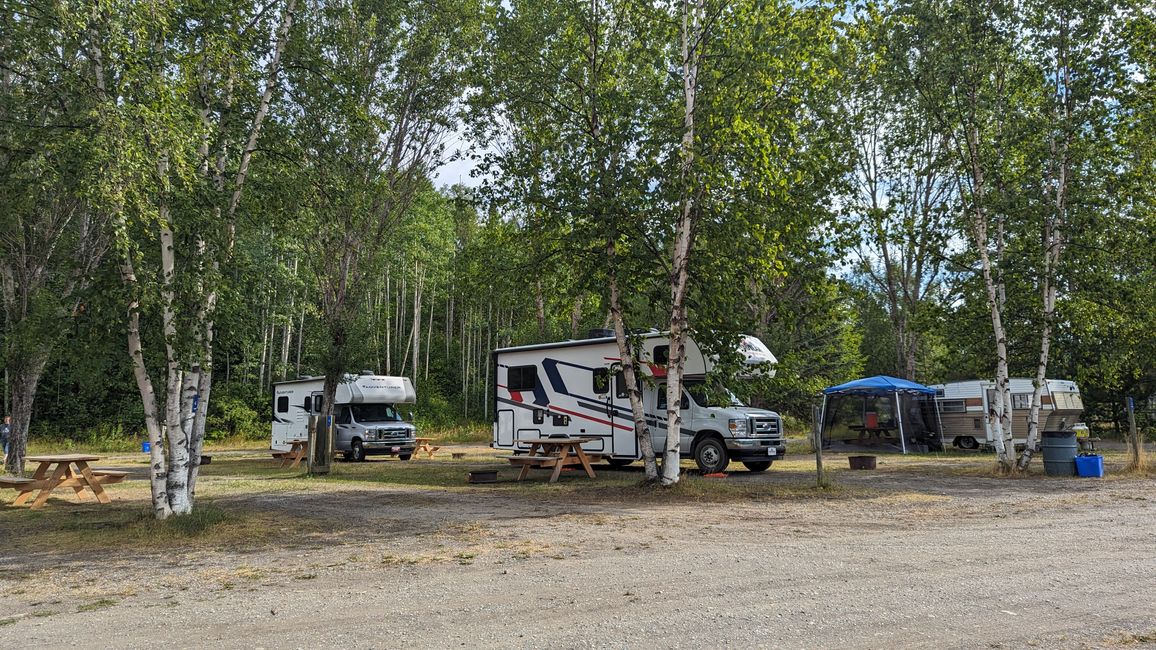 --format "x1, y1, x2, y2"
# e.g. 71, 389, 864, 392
2, 470, 1154, 648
